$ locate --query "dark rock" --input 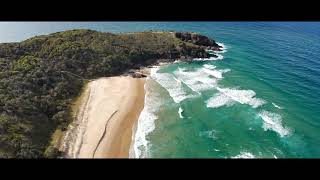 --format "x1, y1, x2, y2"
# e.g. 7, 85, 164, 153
175, 32, 220, 48
131, 72, 147, 78
210, 46, 222, 51
210, 54, 218, 58
173, 32, 223, 61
